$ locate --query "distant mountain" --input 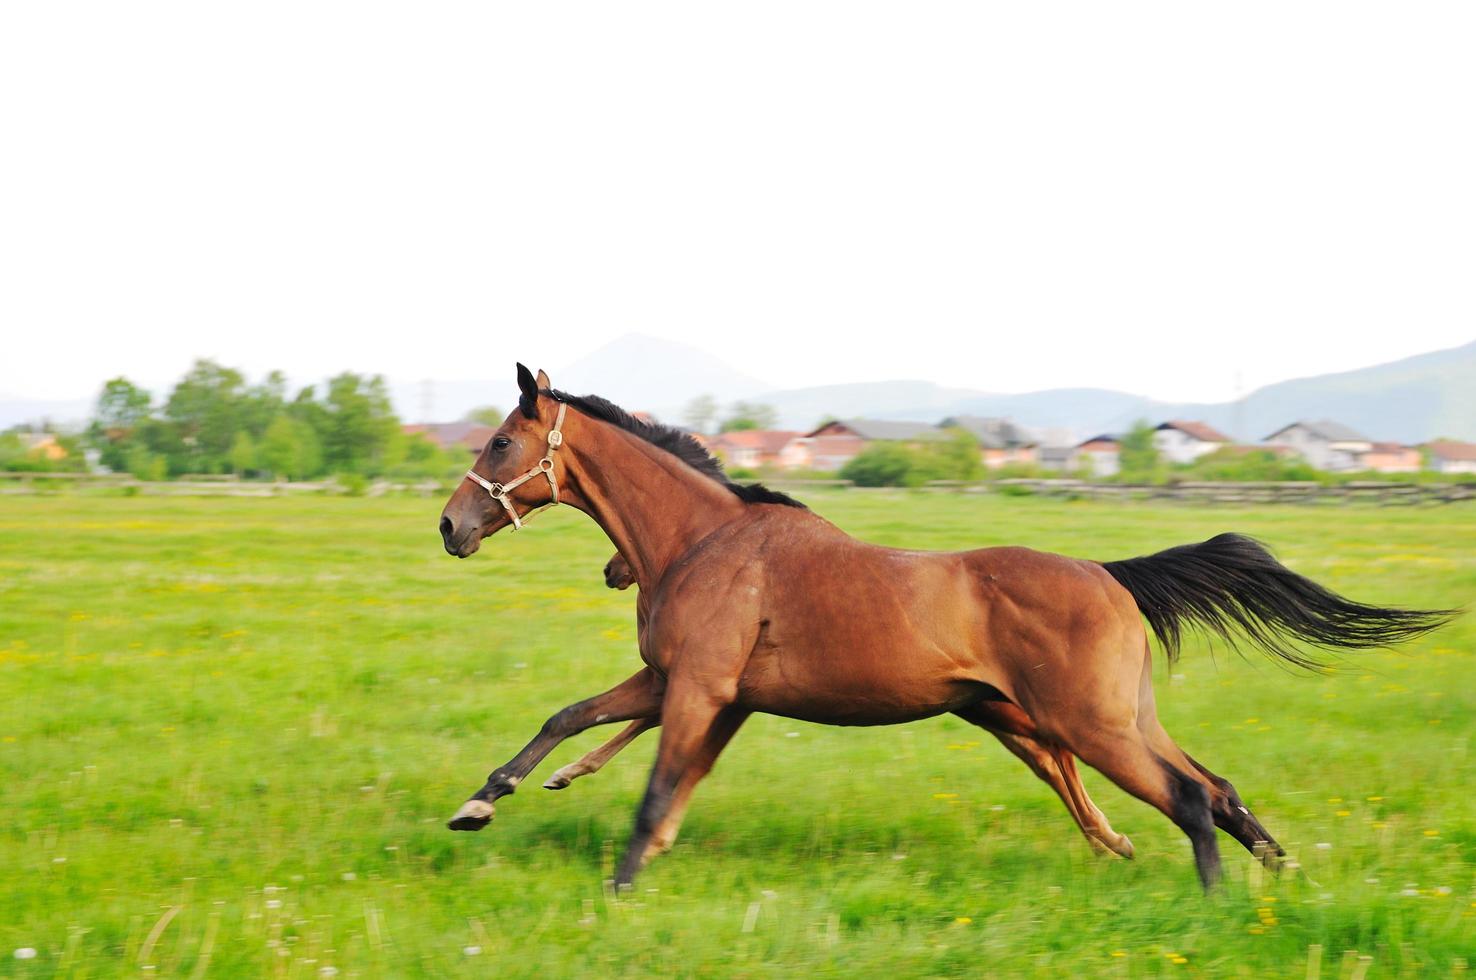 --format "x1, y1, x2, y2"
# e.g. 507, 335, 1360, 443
1195, 340, 1476, 443
707, 339, 1476, 444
